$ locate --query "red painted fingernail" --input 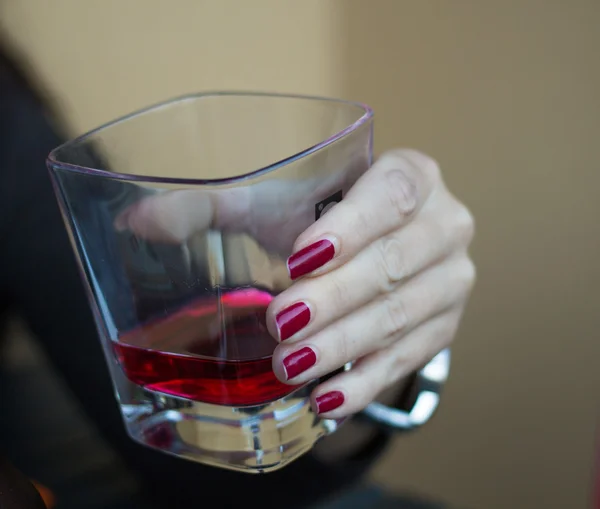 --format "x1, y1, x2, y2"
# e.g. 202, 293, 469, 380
283, 347, 317, 380
287, 239, 335, 280
276, 302, 311, 341
315, 391, 345, 414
